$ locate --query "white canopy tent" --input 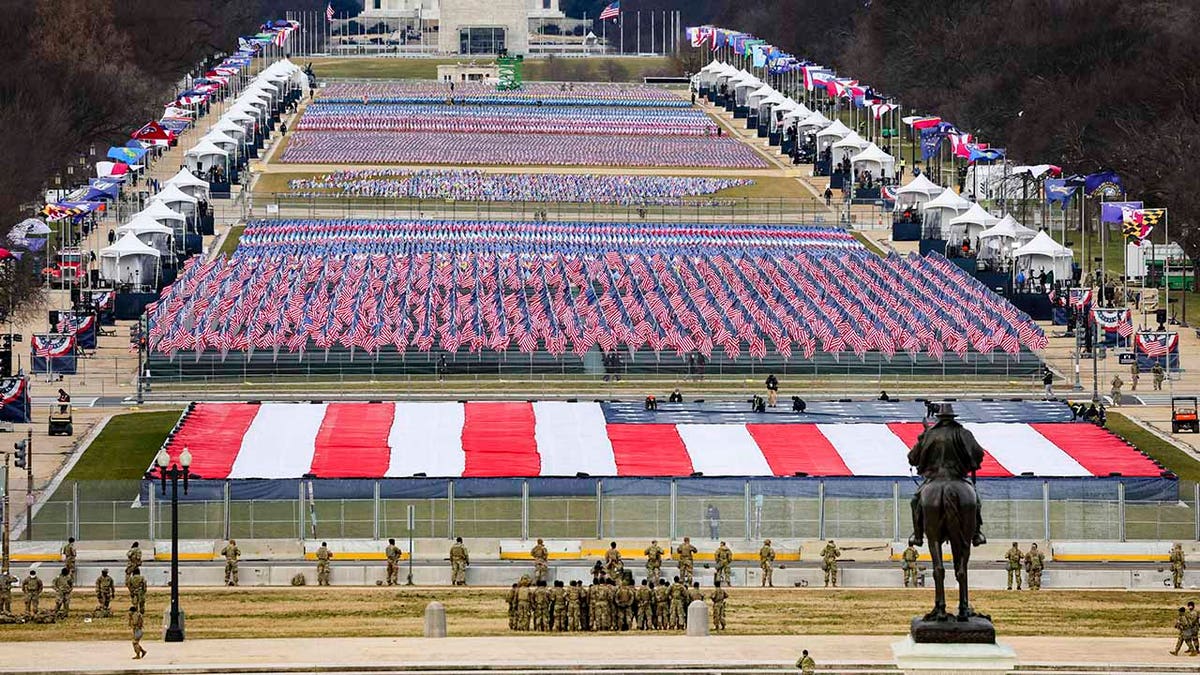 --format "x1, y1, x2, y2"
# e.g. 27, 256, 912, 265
162, 168, 210, 201
202, 131, 242, 160
948, 202, 1001, 246
211, 118, 248, 142
978, 215, 1039, 262
1013, 230, 1074, 279
815, 119, 852, 150
150, 183, 199, 221
100, 232, 161, 288
849, 143, 896, 180
746, 84, 775, 110
797, 111, 831, 132
922, 188, 973, 234
116, 215, 174, 256
184, 140, 229, 176
830, 132, 869, 166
